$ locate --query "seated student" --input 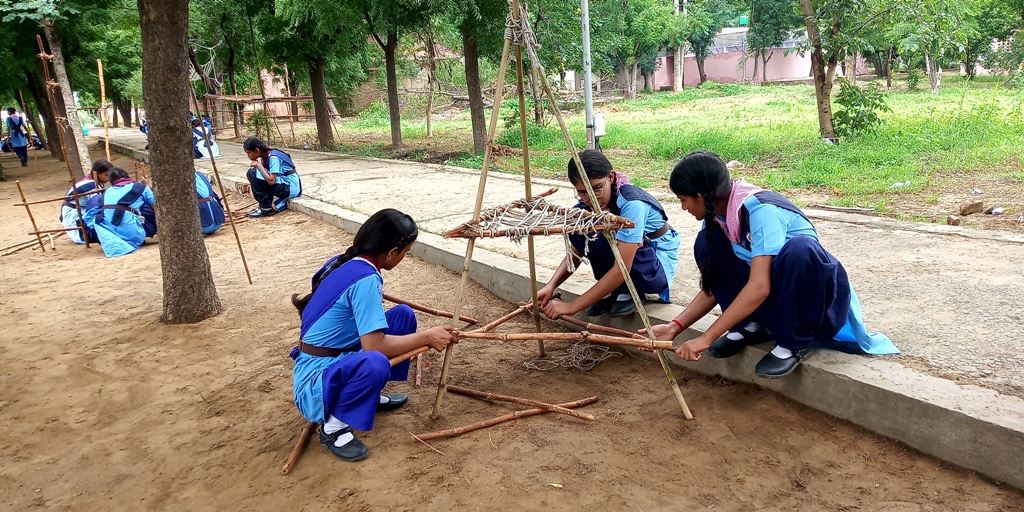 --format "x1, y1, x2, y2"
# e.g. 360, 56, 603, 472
61, 159, 113, 244
89, 167, 157, 258
537, 150, 680, 319
5, 107, 29, 167
243, 137, 301, 218
195, 170, 225, 235
647, 150, 898, 378
140, 117, 149, 150
191, 118, 220, 159
291, 209, 457, 462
